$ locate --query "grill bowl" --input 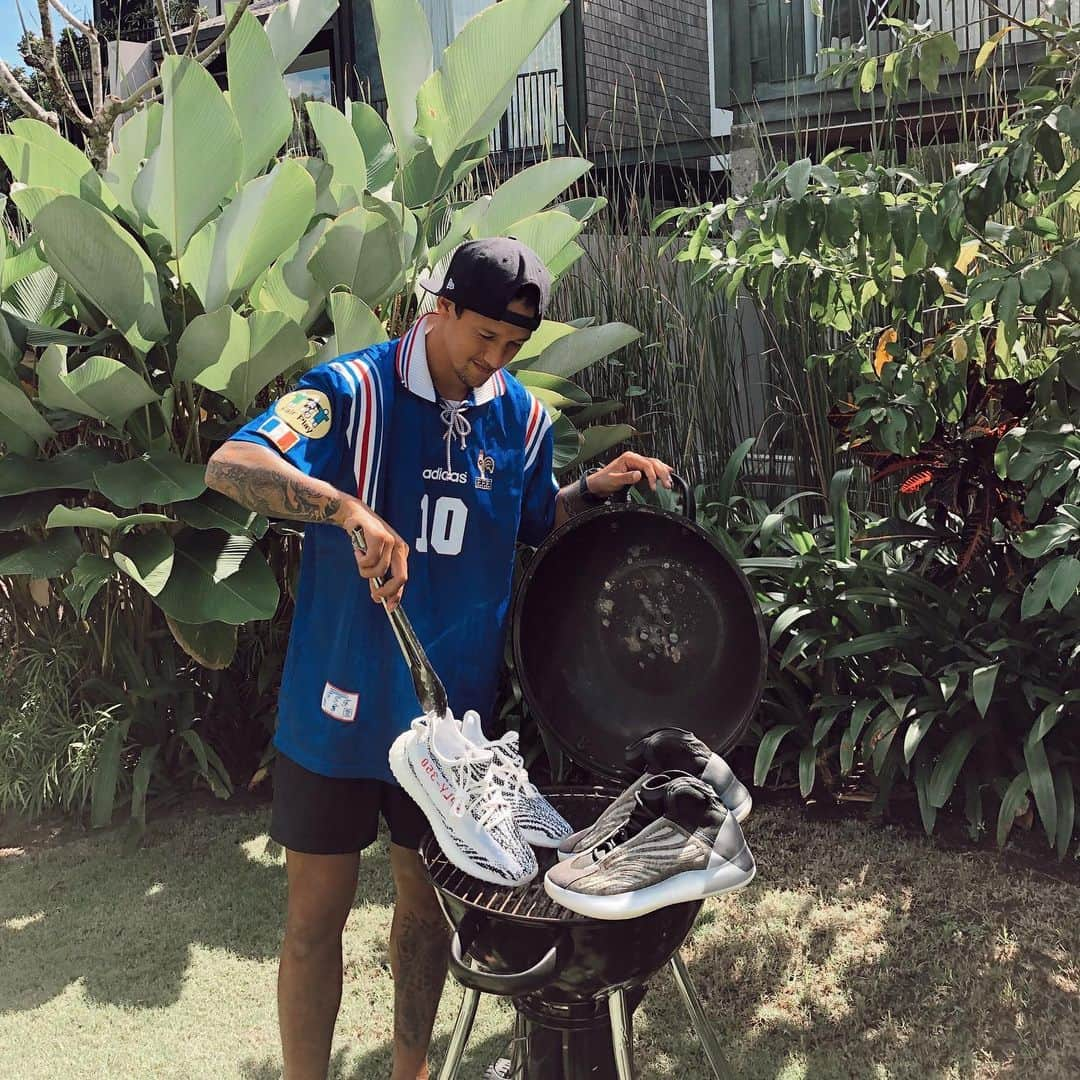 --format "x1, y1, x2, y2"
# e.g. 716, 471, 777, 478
420, 788, 702, 1002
